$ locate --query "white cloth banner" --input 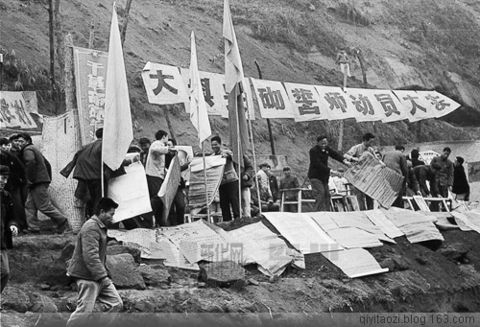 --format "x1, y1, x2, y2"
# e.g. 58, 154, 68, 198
283, 83, 329, 122
108, 162, 152, 223
0, 91, 38, 129
250, 78, 294, 119
142, 62, 189, 106
179, 69, 255, 119
141, 63, 460, 123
